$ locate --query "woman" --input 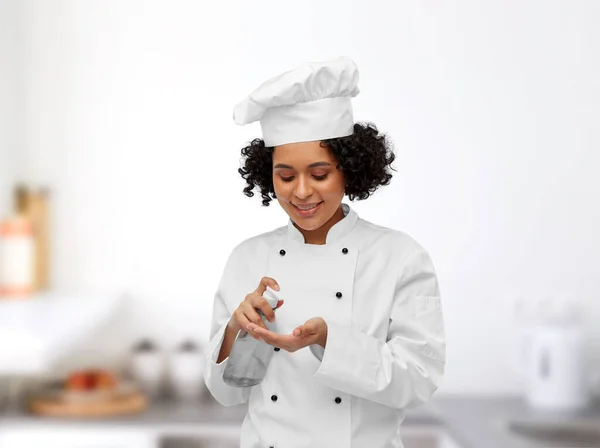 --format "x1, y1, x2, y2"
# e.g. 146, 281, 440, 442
204, 57, 446, 448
